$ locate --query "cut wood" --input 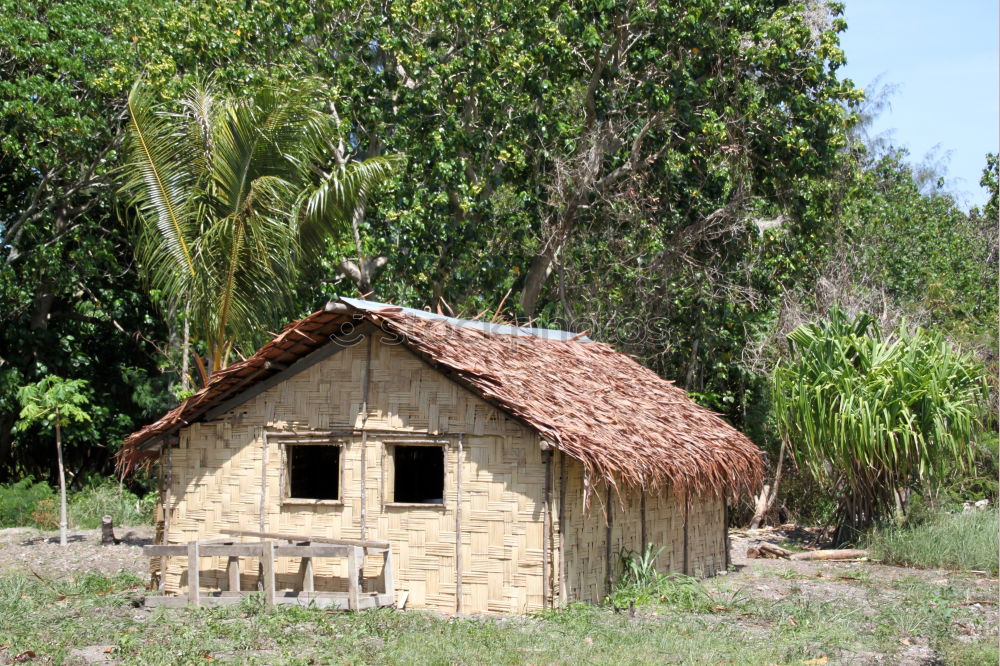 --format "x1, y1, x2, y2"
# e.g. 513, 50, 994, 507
220, 528, 389, 550
789, 549, 868, 561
